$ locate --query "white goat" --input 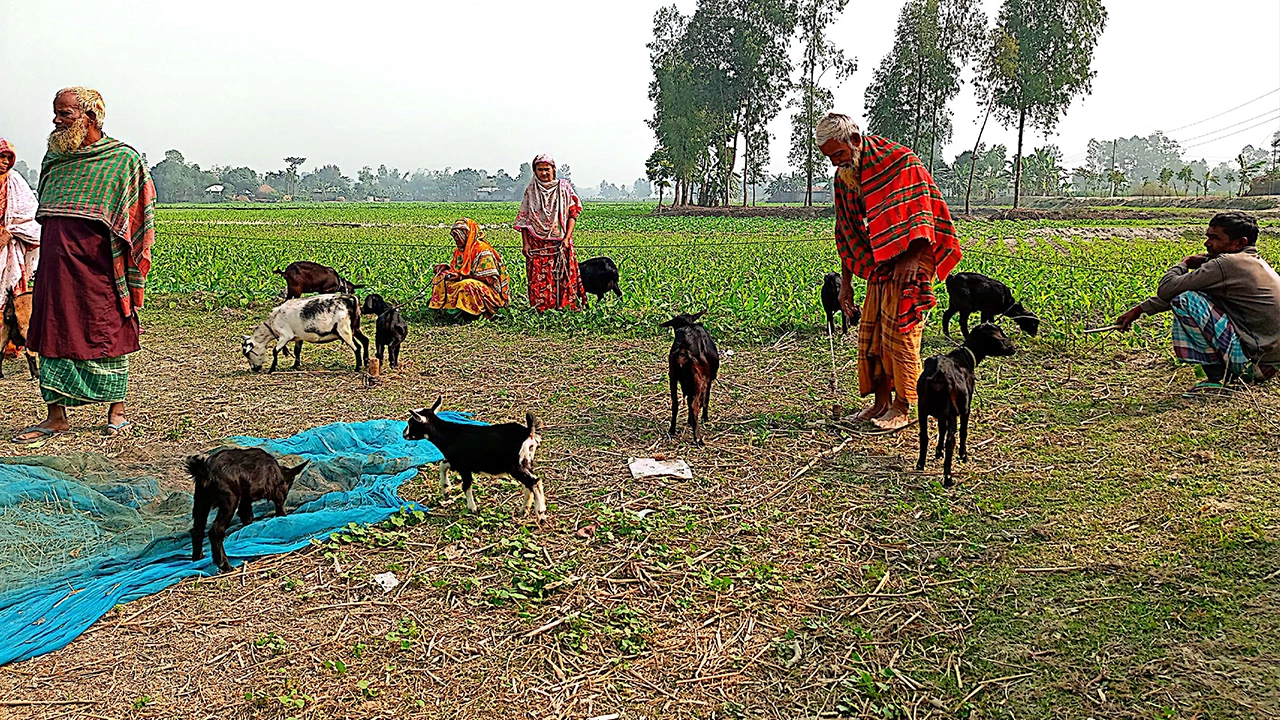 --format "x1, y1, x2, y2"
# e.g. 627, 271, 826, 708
241, 294, 369, 373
